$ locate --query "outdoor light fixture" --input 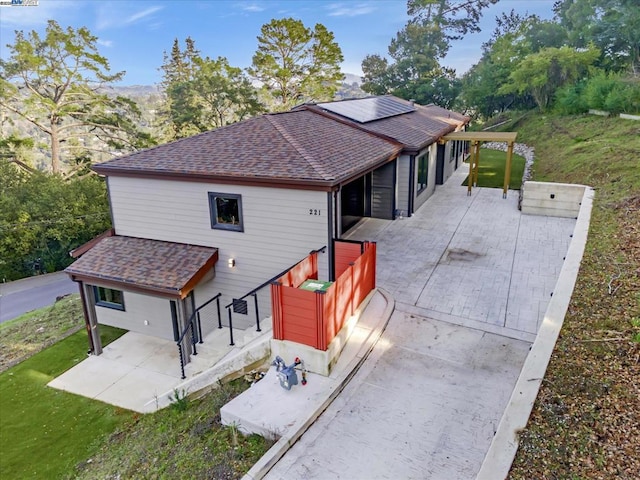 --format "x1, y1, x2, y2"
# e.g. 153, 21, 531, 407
228, 258, 236, 268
